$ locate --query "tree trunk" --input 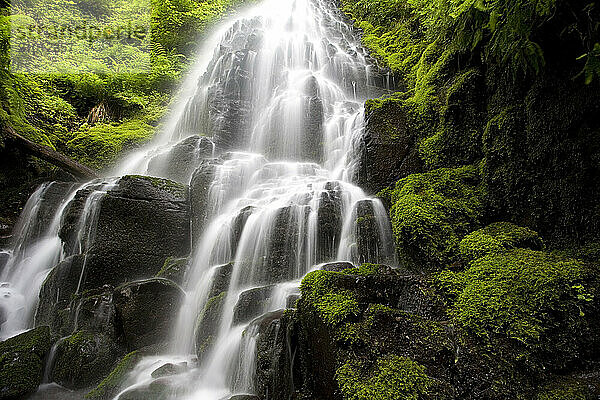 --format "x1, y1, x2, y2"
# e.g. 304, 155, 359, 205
1, 123, 99, 180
